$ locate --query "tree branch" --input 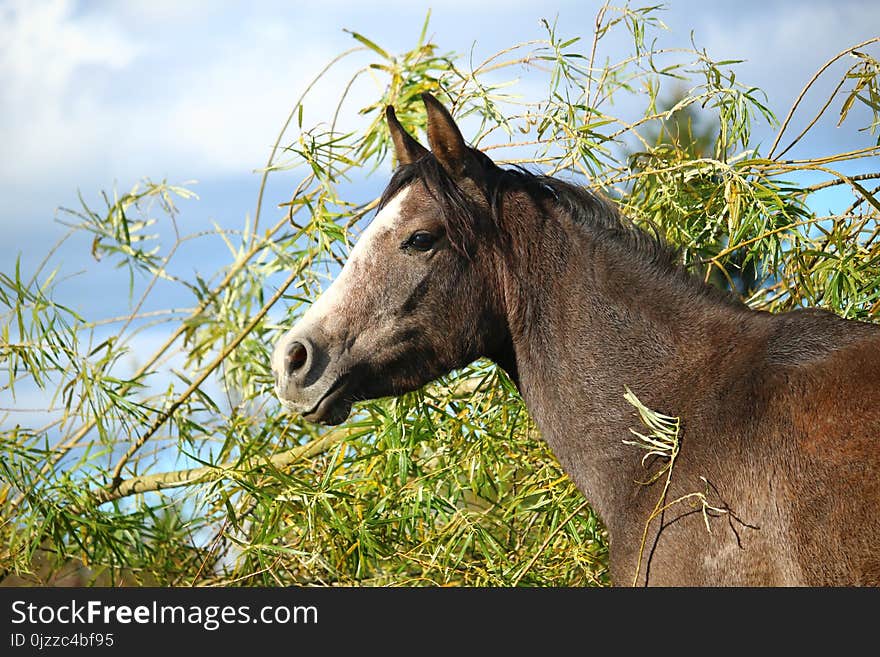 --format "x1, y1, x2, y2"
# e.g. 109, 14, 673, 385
769, 36, 880, 159
94, 426, 356, 506
108, 256, 312, 488
801, 171, 880, 193
96, 374, 492, 505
